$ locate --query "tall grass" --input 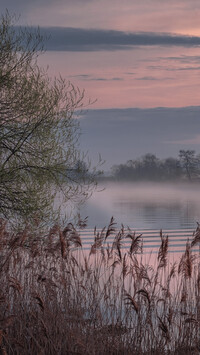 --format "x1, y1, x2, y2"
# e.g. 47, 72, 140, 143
0, 217, 199, 354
